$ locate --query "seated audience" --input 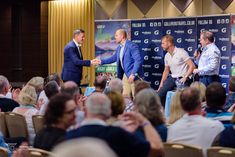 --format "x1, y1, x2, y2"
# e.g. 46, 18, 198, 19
205, 82, 233, 127
224, 76, 235, 111
190, 81, 206, 108
27, 76, 44, 98
134, 89, 167, 142
108, 78, 133, 112
52, 138, 117, 157
34, 93, 77, 151
106, 91, 125, 126
215, 112, 235, 148
13, 85, 39, 145
66, 93, 163, 157
0, 75, 19, 112
39, 81, 60, 115
167, 87, 224, 154
93, 76, 107, 93
167, 90, 184, 125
